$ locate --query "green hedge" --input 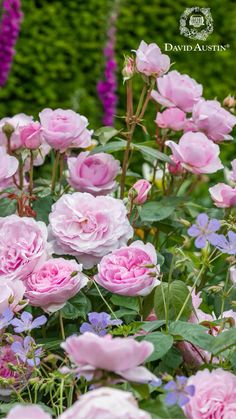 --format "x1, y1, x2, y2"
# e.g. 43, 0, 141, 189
0, 0, 235, 128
